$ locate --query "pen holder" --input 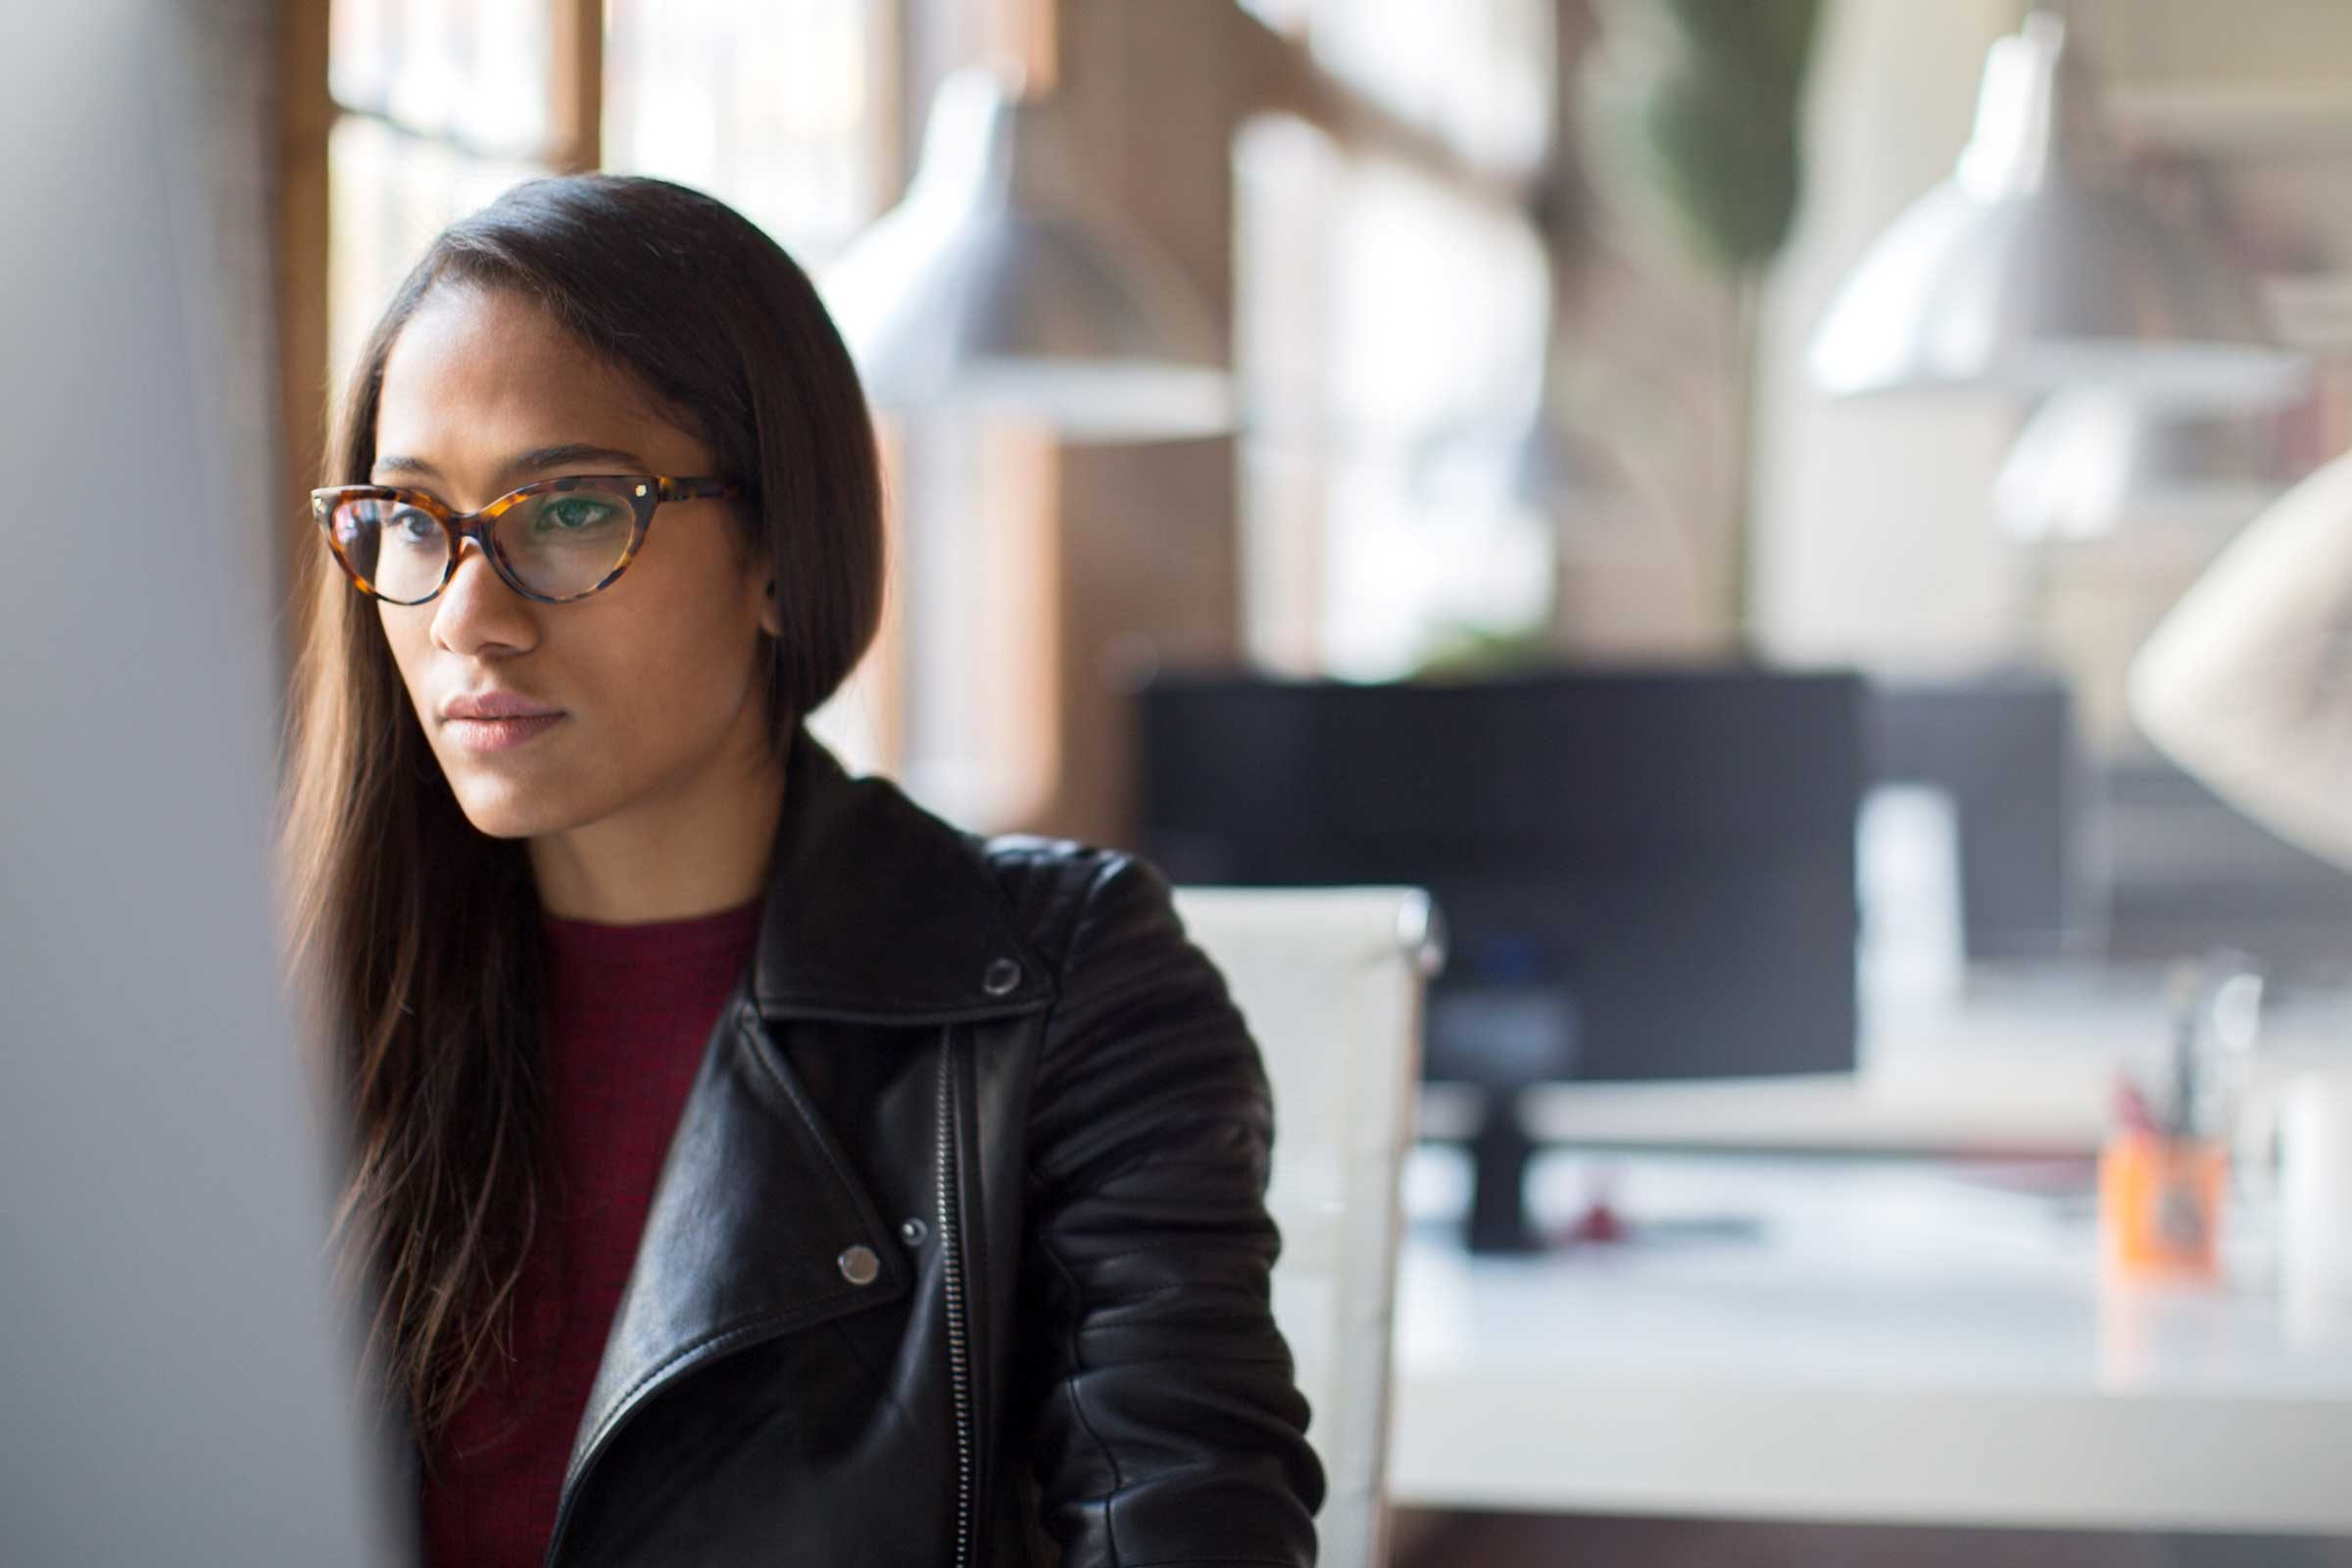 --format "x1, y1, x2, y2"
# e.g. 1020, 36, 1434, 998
2099, 1130, 2226, 1284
